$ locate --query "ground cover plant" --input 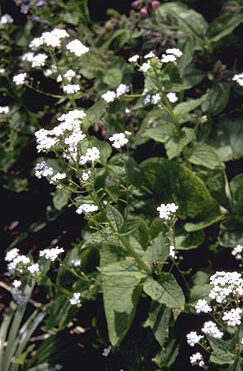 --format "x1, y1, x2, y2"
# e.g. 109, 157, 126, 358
1, 0, 243, 370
